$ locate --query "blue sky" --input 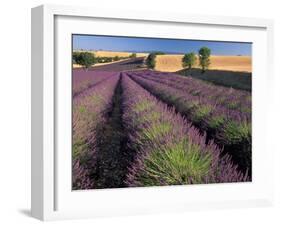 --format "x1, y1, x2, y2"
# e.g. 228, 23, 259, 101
73, 34, 251, 56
